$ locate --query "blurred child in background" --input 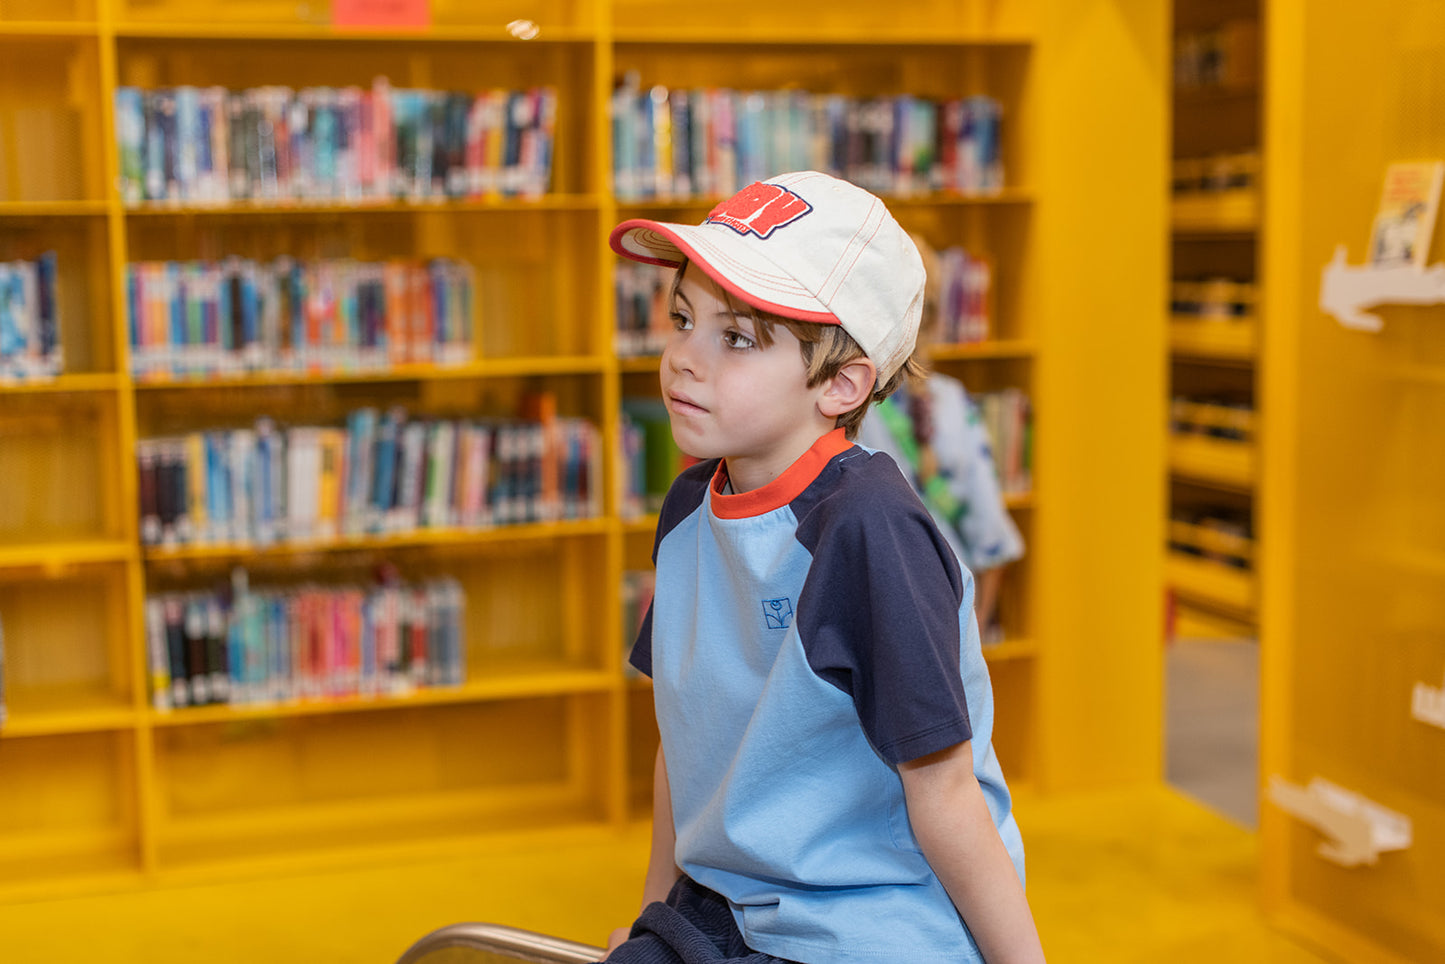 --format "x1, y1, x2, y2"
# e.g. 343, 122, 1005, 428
856, 234, 1024, 640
